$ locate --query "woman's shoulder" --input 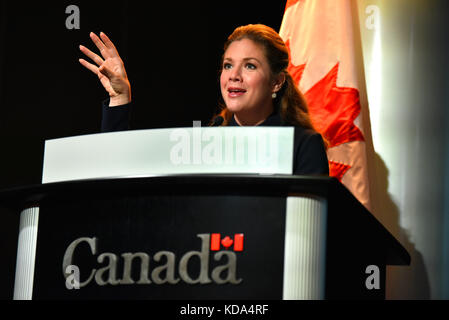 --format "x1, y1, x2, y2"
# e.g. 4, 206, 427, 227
291, 124, 320, 138
290, 125, 329, 175
288, 122, 326, 153
284, 122, 323, 144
